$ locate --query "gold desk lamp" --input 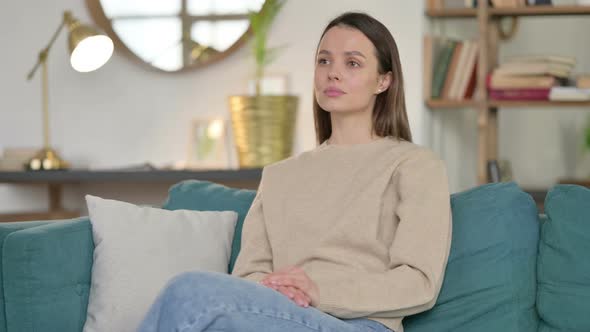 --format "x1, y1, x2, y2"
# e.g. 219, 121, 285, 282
26, 11, 113, 171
